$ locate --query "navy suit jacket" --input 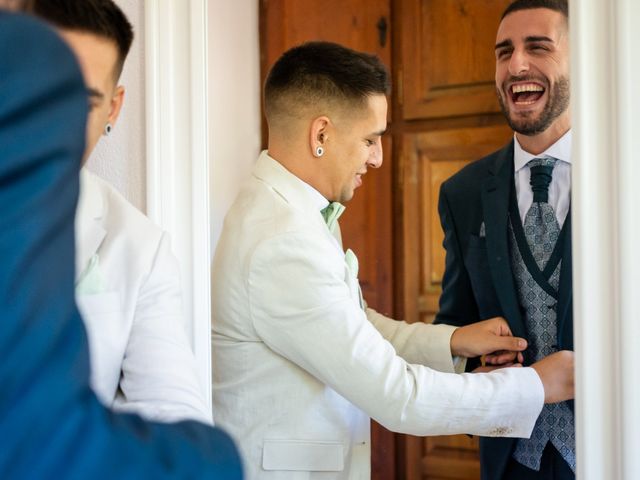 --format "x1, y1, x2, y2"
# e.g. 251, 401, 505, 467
0, 12, 242, 479
434, 141, 573, 480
